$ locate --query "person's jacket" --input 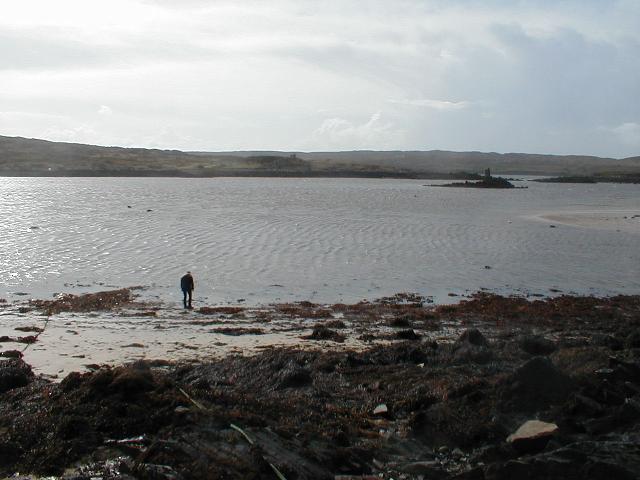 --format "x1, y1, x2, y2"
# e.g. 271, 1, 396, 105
181, 274, 194, 291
